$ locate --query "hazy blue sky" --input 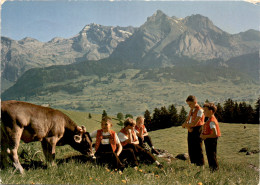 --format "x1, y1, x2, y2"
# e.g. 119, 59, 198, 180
1, 1, 259, 42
